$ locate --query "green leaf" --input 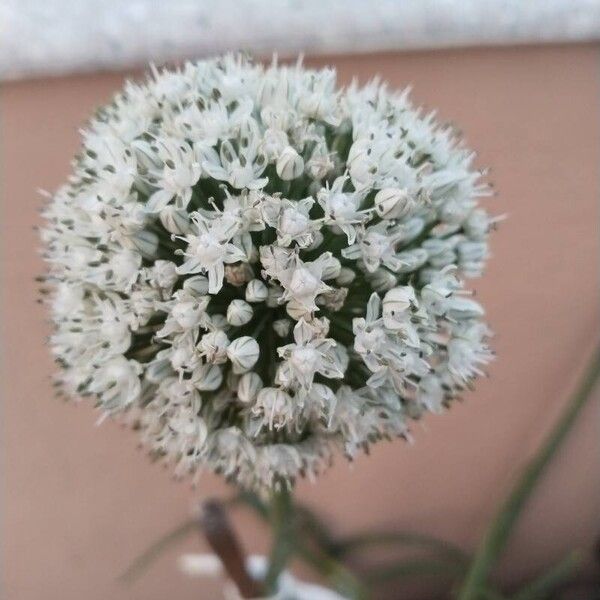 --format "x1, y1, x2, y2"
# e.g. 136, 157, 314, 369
118, 518, 196, 584
364, 557, 465, 585
332, 530, 469, 565
296, 543, 368, 600
511, 552, 581, 600
457, 346, 600, 600
294, 504, 340, 552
